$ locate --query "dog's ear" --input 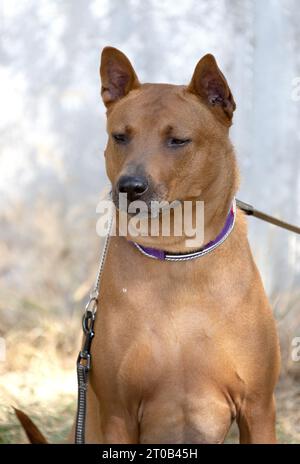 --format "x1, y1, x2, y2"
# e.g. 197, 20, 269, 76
100, 47, 140, 108
188, 54, 236, 125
